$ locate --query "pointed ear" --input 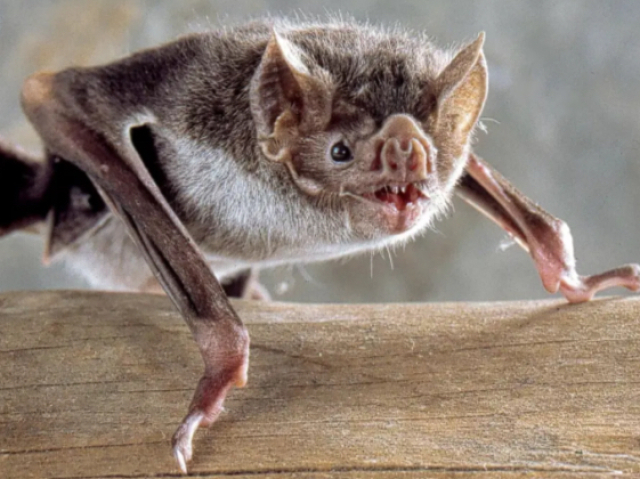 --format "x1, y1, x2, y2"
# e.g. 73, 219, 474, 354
433, 33, 488, 142
250, 31, 334, 161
